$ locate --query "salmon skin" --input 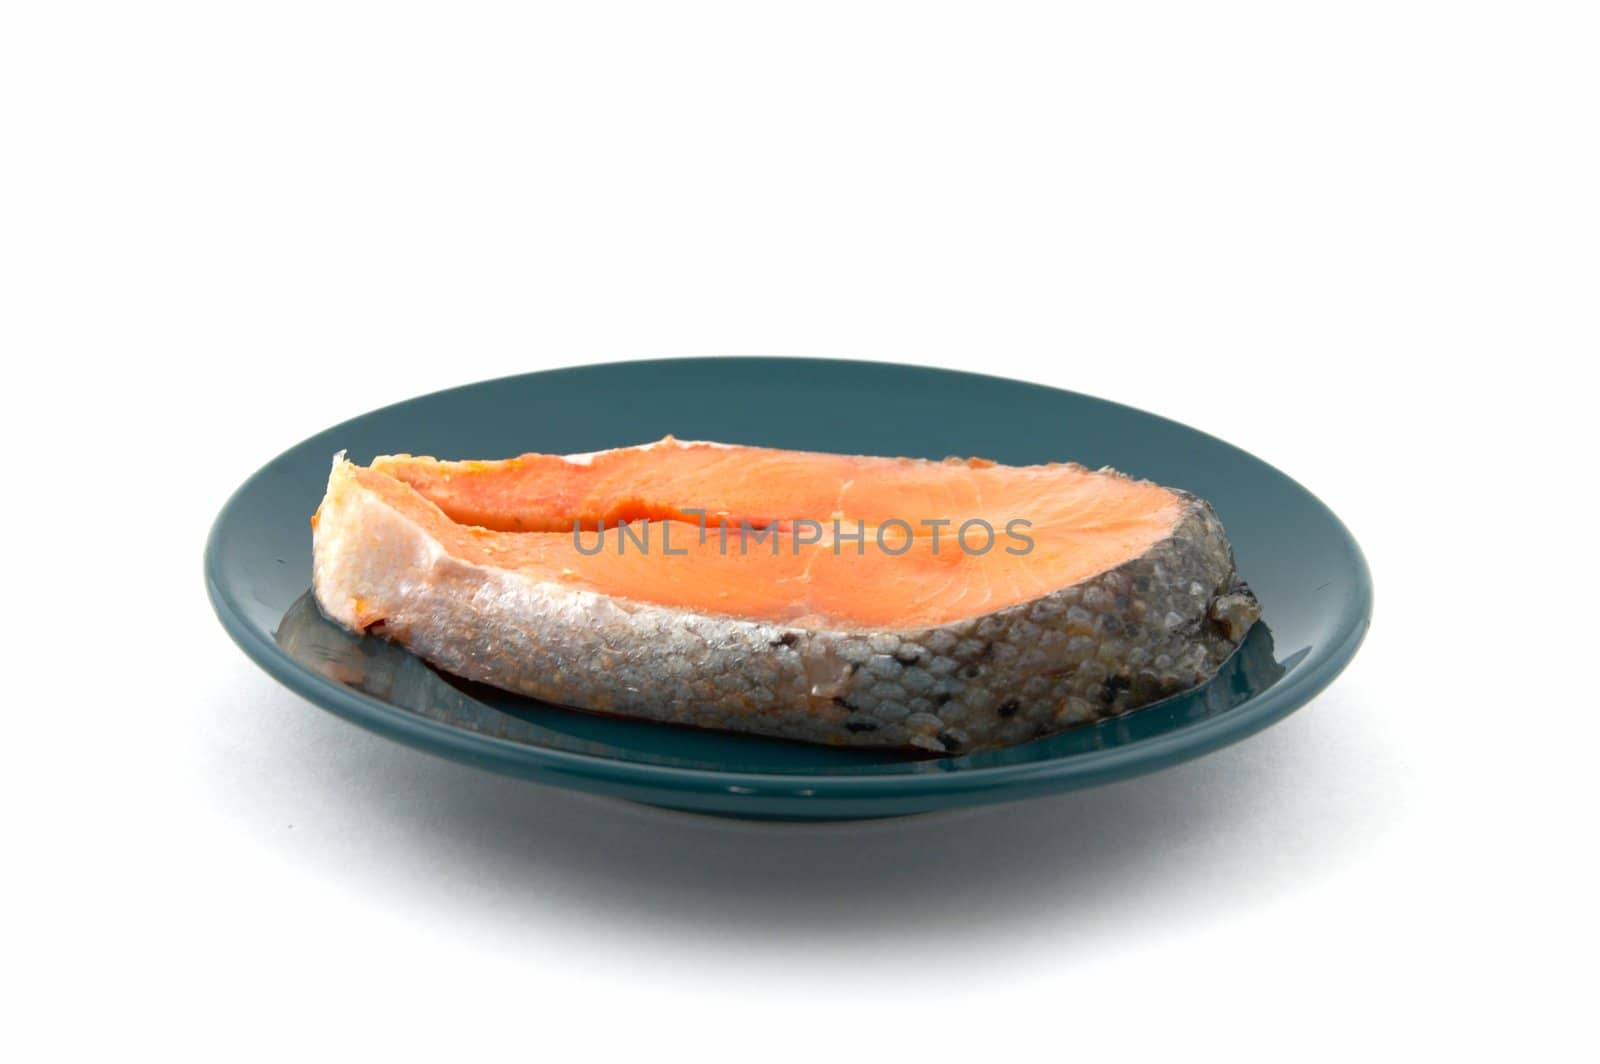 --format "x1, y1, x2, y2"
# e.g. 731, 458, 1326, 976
311, 437, 1260, 754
